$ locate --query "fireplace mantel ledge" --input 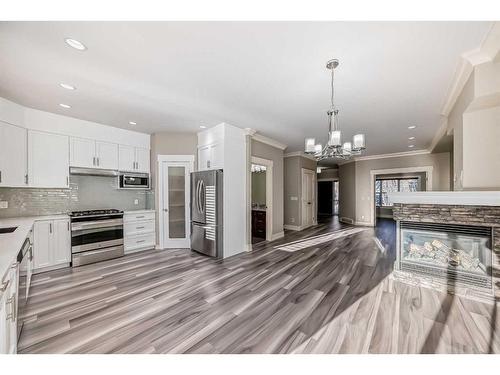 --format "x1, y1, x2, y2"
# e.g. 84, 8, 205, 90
389, 191, 500, 206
